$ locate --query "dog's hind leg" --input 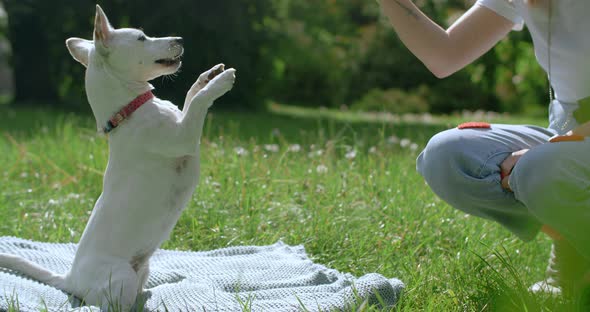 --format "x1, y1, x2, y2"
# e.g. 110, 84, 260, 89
81, 264, 140, 311
134, 260, 150, 294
